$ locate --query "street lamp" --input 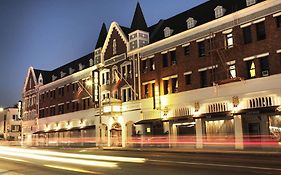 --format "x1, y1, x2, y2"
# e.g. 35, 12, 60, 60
0, 107, 3, 112
17, 100, 23, 146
